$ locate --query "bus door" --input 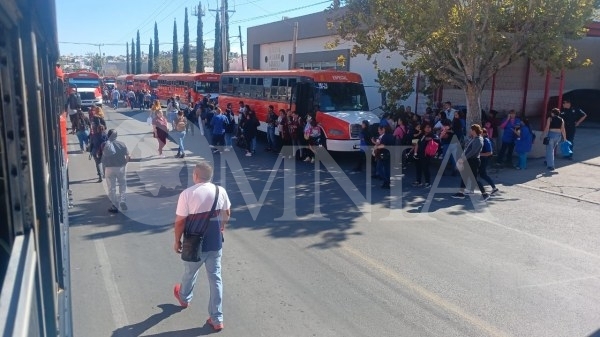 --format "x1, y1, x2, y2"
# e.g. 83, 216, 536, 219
292, 81, 314, 118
